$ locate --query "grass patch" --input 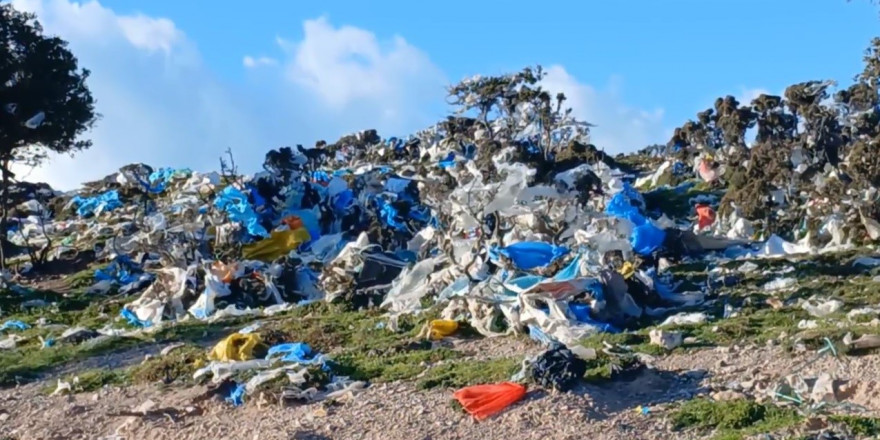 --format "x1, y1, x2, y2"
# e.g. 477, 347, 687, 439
416, 357, 520, 390
643, 182, 722, 219
671, 399, 802, 439
261, 302, 455, 383
0, 335, 140, 385
333, 347, 461, 382
828, 415, 880, 437
128, 344, 206, 385
43, 368, 128, 394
